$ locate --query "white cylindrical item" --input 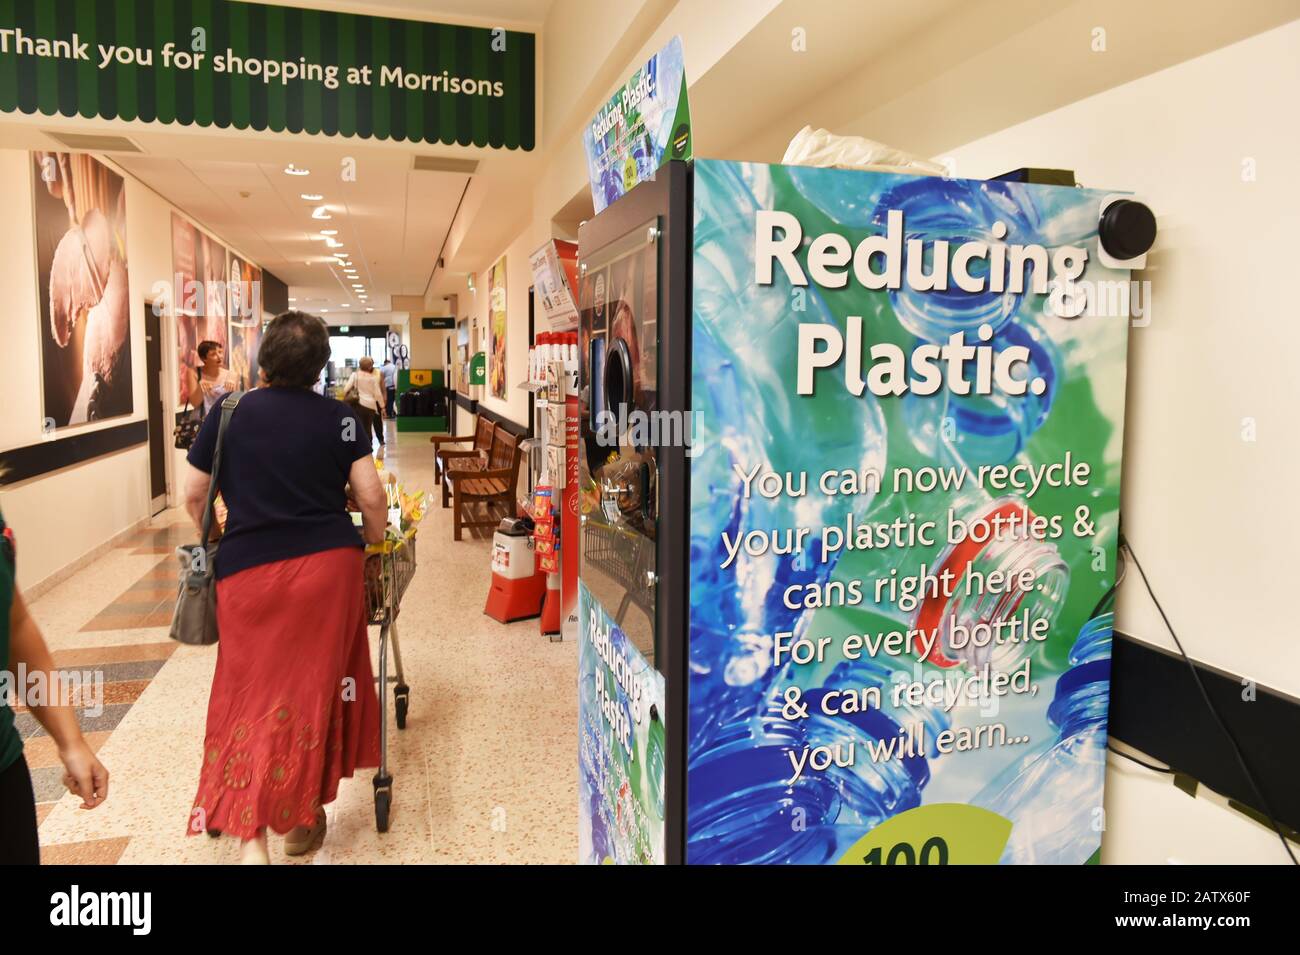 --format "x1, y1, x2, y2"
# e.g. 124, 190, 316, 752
492, 531, 537, 580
